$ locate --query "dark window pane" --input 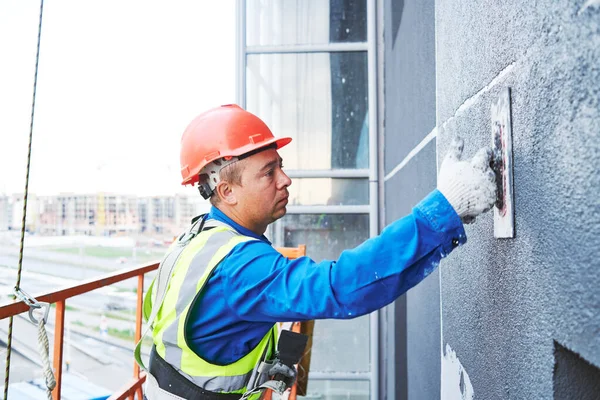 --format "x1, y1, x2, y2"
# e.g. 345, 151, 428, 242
288, 178, 368, 206
246, 0, 367, 46
330, 52, 369, 169
246, 52, 368, 170
329, 0, 368, 43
